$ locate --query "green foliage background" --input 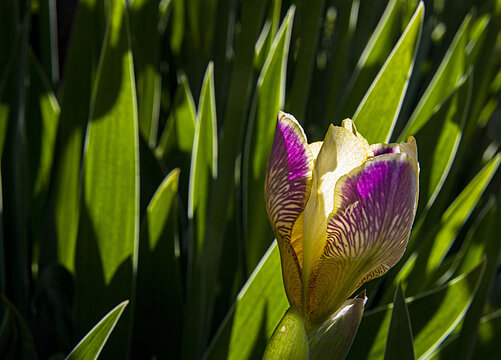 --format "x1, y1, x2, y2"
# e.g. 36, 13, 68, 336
0, 0, 500, 359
